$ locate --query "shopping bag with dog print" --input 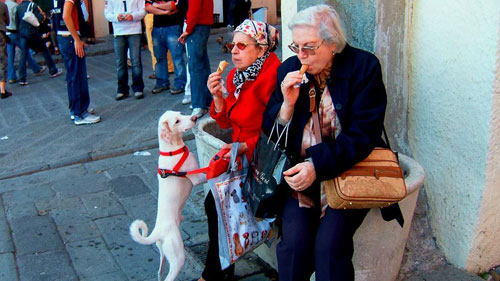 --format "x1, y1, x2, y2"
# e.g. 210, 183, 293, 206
208, 143, 275, 269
